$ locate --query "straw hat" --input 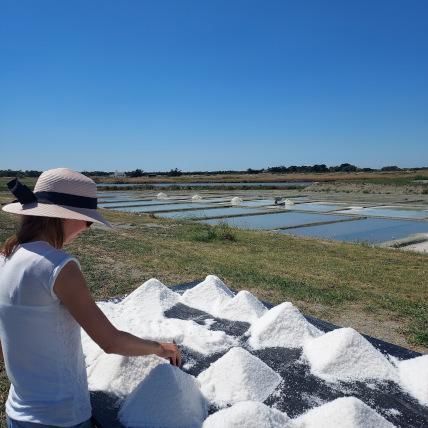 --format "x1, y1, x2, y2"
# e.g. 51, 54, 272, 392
2, 168, 111, 227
